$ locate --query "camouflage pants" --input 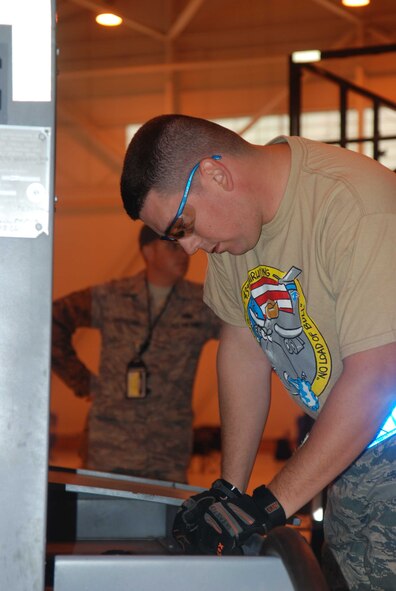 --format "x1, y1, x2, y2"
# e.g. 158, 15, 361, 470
324, 435, 396, 590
